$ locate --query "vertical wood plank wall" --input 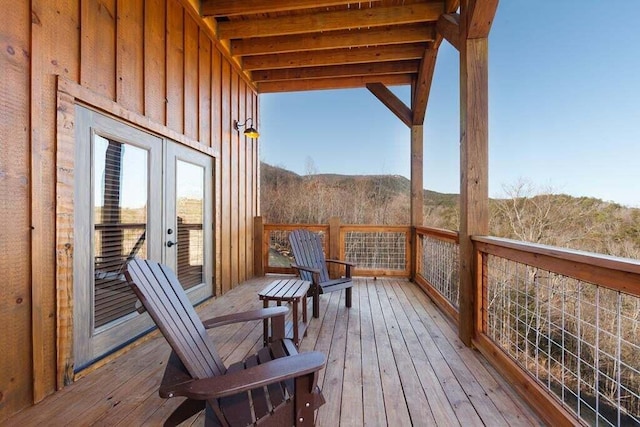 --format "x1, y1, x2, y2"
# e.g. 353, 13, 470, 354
0, 0, 259, 420
0, 0, 32, 419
